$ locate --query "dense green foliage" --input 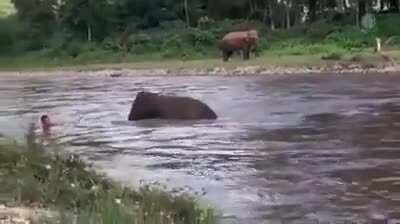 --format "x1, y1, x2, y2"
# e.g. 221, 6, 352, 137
0, 0, 400, 66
